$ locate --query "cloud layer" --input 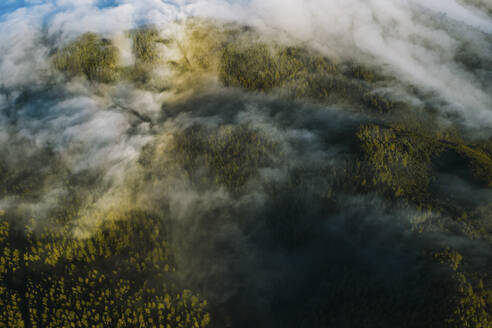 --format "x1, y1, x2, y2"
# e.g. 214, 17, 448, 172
0, 1, 491, 327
